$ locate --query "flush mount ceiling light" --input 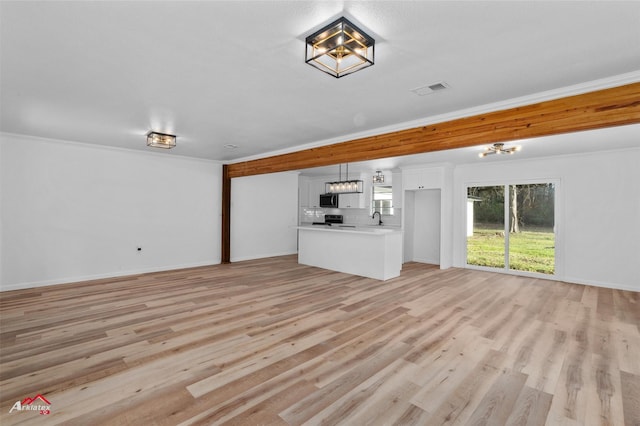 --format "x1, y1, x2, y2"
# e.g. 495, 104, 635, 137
305, 16, 375, 78
373, 170, 385, 183
479, 142, 521, 158
146, 131, 176, 149
325, 164, 363, 194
